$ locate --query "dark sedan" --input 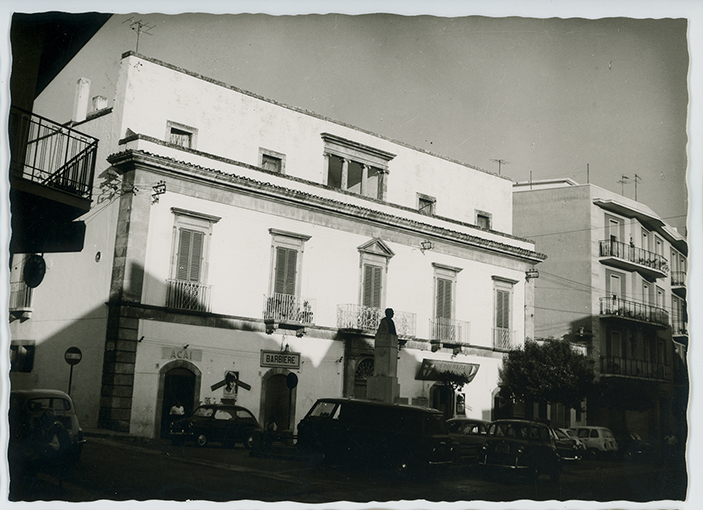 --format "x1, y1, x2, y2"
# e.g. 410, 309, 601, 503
169, 404, 261, 448
447, 418, 490, 464
552, 427, 584, 461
